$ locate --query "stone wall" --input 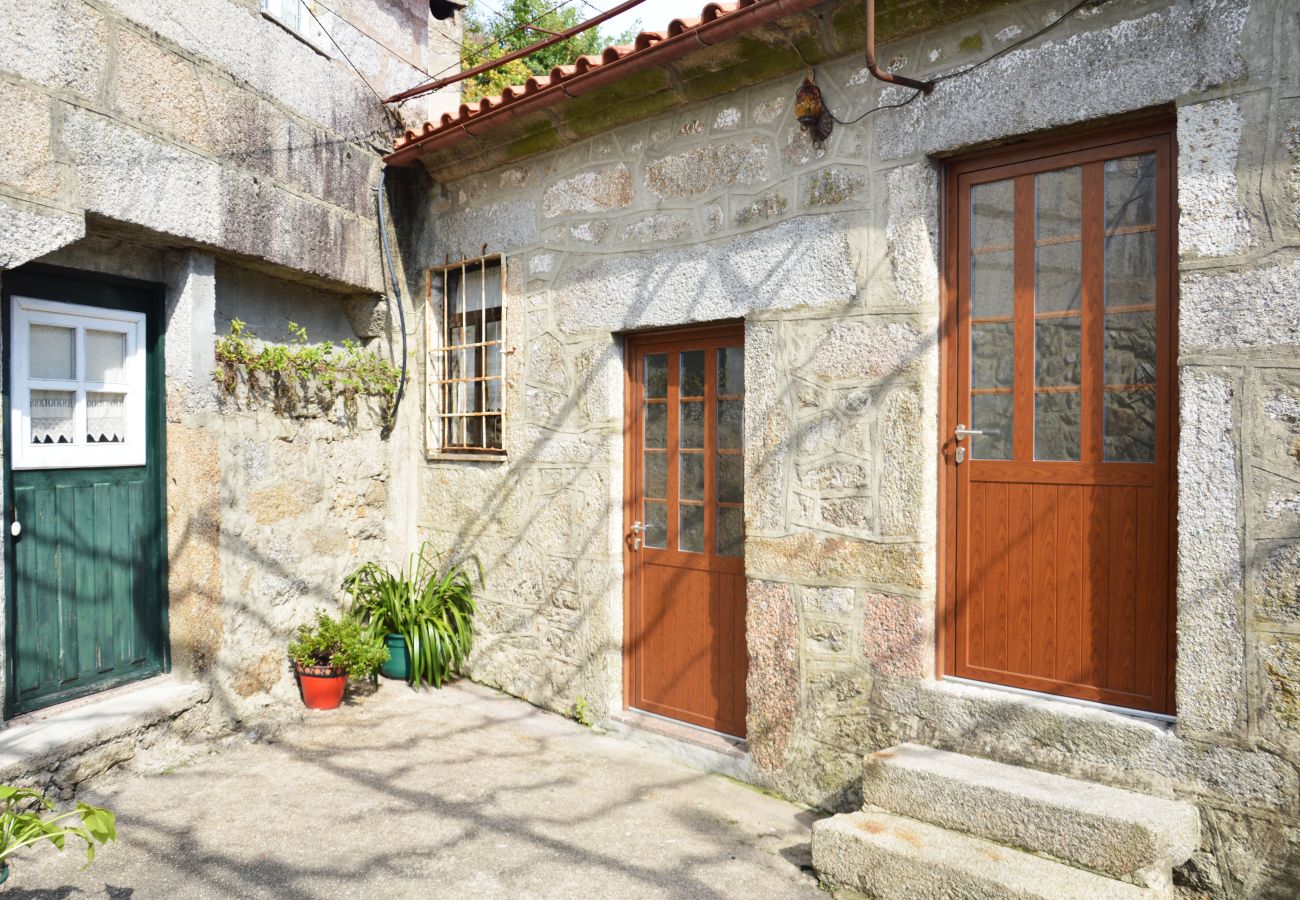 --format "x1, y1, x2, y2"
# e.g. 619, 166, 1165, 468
408, 0, 1299, 894
0, 0, 448, 722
